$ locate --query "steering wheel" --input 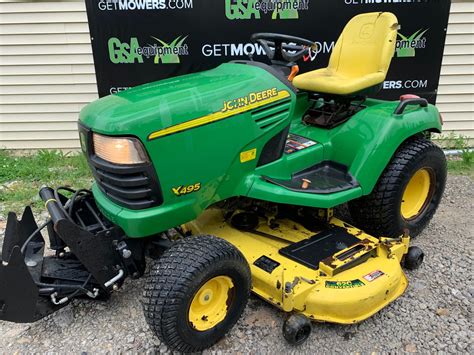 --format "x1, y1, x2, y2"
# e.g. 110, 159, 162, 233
251, 33, 317, 65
